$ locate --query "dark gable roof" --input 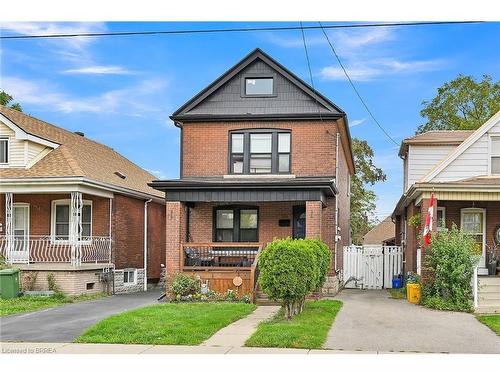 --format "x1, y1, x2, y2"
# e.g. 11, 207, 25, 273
171, 48, 345, 122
